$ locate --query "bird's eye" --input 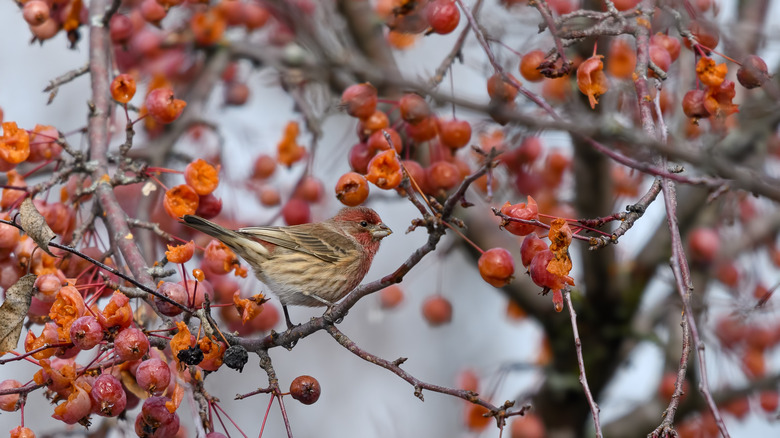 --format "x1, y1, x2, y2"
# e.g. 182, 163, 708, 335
360, 221, 368, 227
